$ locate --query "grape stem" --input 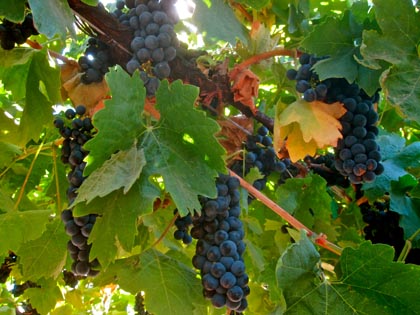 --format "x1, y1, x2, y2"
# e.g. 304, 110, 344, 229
151, 212, 179, 248
235, 48, 297, 72
13, 140, 45, 211
52, 145, 62, 213
229, 1, 253, 22
228, 169, 343, 256
397, 228, 420, 262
